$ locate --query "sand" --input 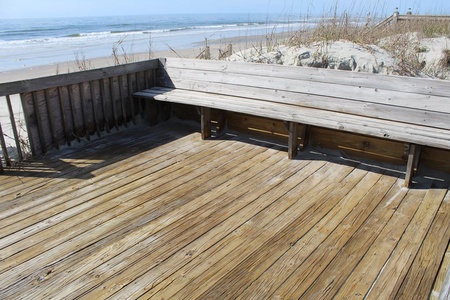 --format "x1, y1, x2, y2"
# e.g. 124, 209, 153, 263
229, 34, 450, 78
